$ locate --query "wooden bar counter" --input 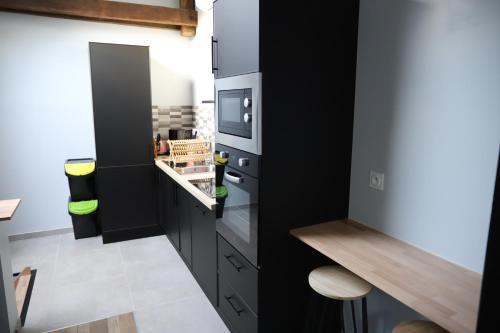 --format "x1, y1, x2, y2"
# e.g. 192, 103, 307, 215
0, 199, 21, 221
290, 219, 482, 333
